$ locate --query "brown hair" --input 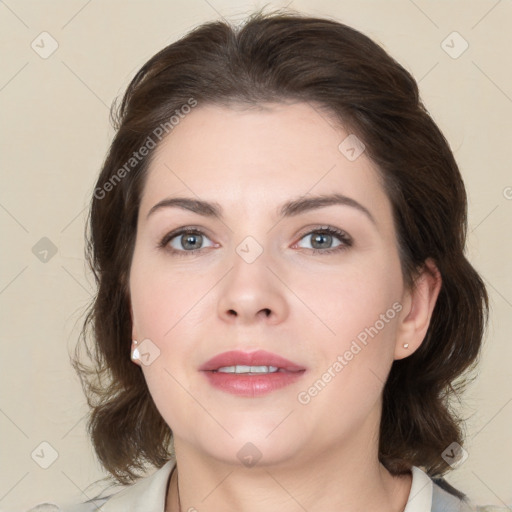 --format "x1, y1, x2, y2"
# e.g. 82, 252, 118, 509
74, 8, 489, 487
